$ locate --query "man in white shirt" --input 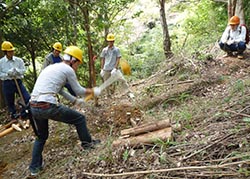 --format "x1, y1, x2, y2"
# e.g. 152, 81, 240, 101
219, 15, 247, 59
29, 45, 101, 176
0, 41, 30, 120
100, 33, 121, 96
